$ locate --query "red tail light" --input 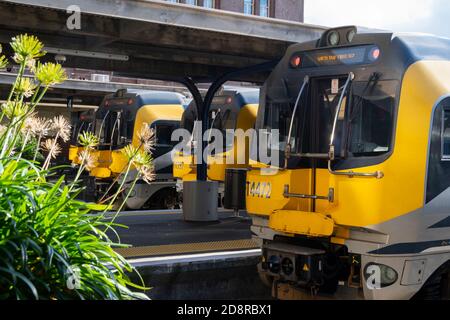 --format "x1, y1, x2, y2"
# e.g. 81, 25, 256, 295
290, 55, 302, 68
